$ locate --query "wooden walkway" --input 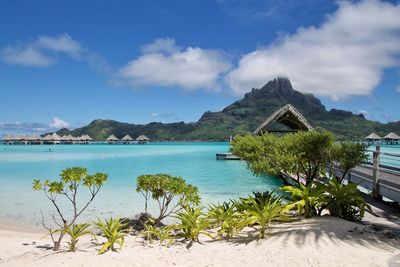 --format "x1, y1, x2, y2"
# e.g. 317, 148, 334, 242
338, 146, 400, 203
216, 153, 241, 160
346, 165, 400, 203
